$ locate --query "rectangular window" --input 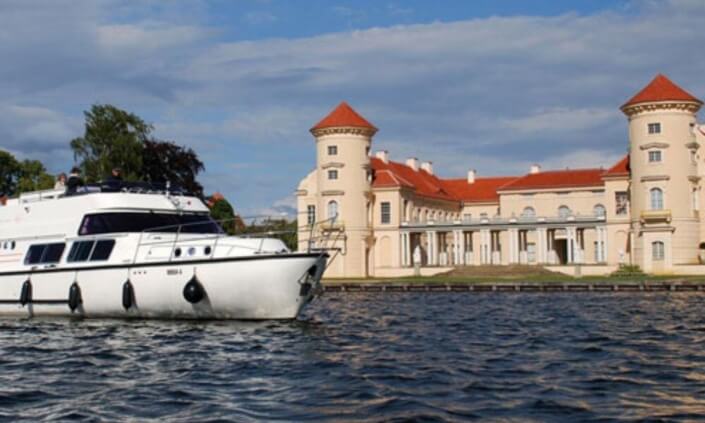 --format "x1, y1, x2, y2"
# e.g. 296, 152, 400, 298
68, 241, 94, 262
68, 240, 116, 262
652, 241, 665, 260
648, 122, 661, 134
692, 188, 699, 212
307, 205, 316, 225
90, 240, 115, 261
648, 150, 662, 163
24, 243, 66, 265
327, 145, 338, 155
79, 213, 222, 236
381, 202, 391, 224
24, 245, 47, 265
615, 191, 628, 215
43, 243, 66, 263
328, 170, 338, 180
463, 213, 472, 222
